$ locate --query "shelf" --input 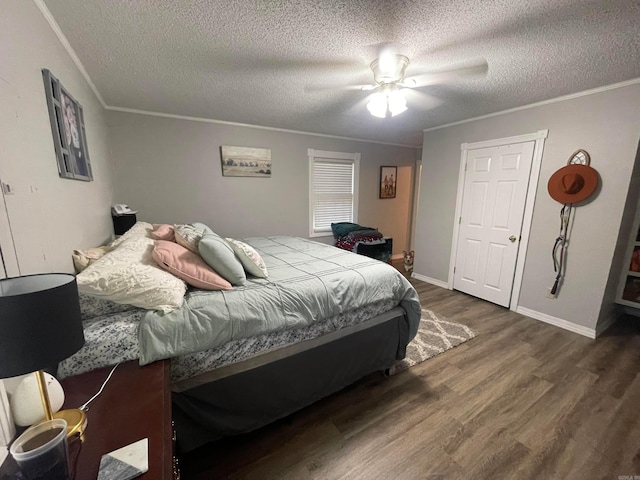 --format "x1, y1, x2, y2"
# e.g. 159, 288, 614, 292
617, 298, 640, 308
616, 197, 640, 309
